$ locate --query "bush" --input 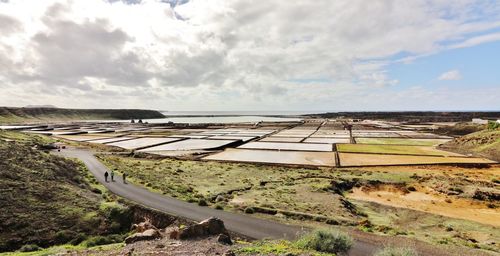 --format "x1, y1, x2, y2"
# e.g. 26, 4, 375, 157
197, 199, 208, 206
488, 121, 500, 130
70, 233, 88, 246
99, 202, 133, 232
83, 234, 125, 247
296, 229, 353, 254
19, 244, 41, 252
244, 207, 255, 214
374, 246, 418, 256
54, 230, 77, 244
